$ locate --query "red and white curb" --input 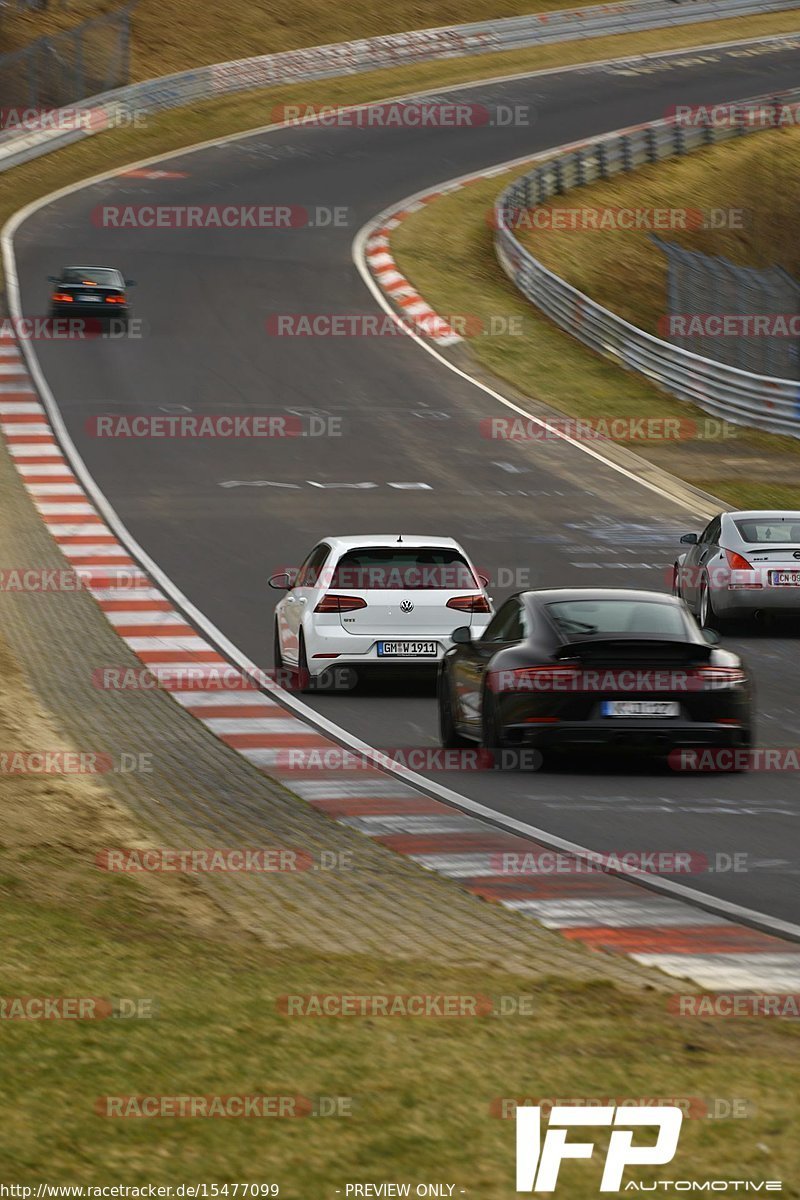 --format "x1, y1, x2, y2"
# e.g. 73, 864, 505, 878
3, 329, 800, 994
364, 162, 522, 344
363, 188, 476, 346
